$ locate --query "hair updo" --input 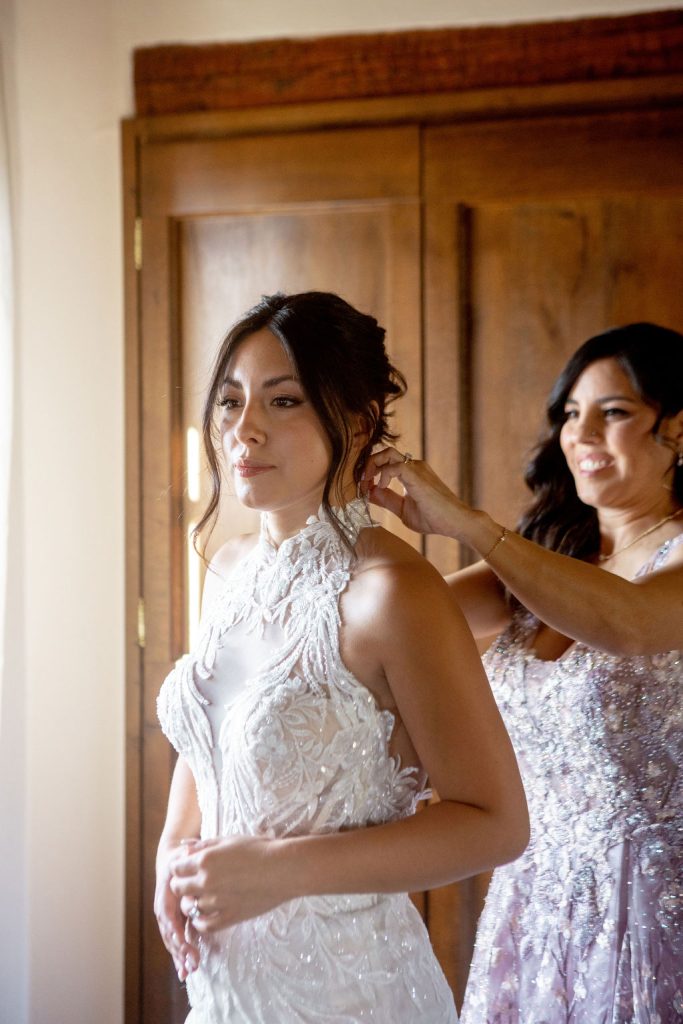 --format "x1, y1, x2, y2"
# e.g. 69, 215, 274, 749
195, 291, 407, 547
